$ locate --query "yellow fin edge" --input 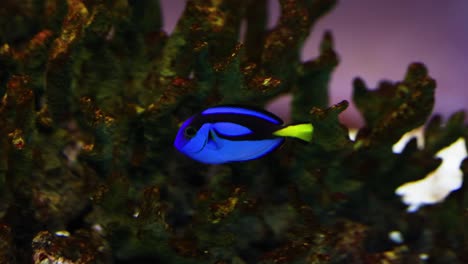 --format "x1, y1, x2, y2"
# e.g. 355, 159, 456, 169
273, 123, 314, 142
